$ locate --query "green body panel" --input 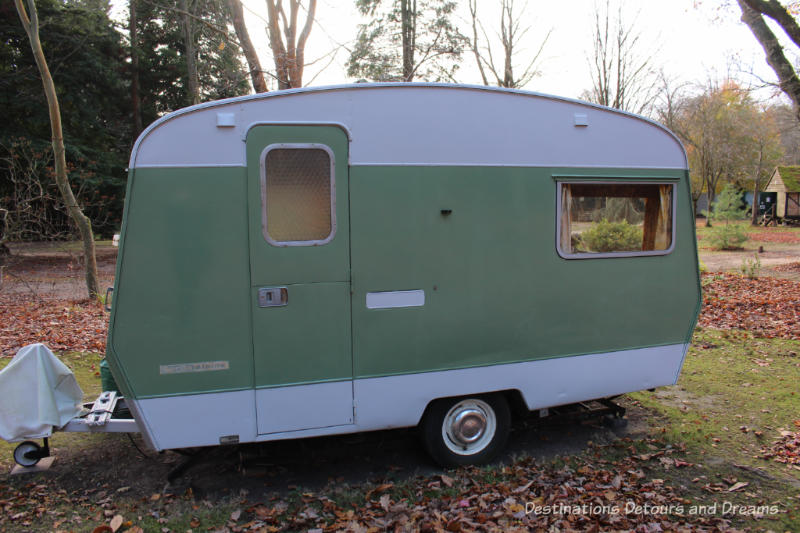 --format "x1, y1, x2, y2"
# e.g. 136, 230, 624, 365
246, 126, 353, 389
107, 167, 253, 398
107, 159, 700, 399
349, 166, 700, 378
